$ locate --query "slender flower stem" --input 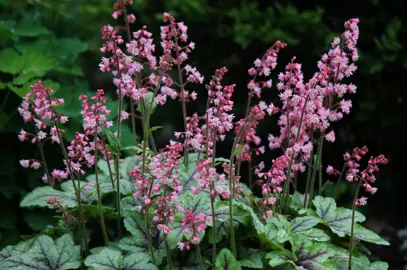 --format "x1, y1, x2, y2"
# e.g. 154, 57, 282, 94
348, 179, 363, 270
36, 139, 52, 185
307, 137, 324, 208
210, 130, 217, 264
194, 231, 204, 270
94, 132, 109, 245
280, 94, 309, 212
144, 207, 156, 264
101, 139, 116, 190
114, 157, 122, 237
45, 92, 88, 253
248, 159, 253, 189
164, 233, 173, 270
130, 100, 137, 145
140, 82, 162, 265
173, 32, 189, 167
122, 7, 137, 147
279, 155, 295, 214
303, 149, 313, 208
293, 172, 298, 192
228, 121, 248, 257
318, 149, 323, 195
334, 164, 347, 199
113, 43, 124, 235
